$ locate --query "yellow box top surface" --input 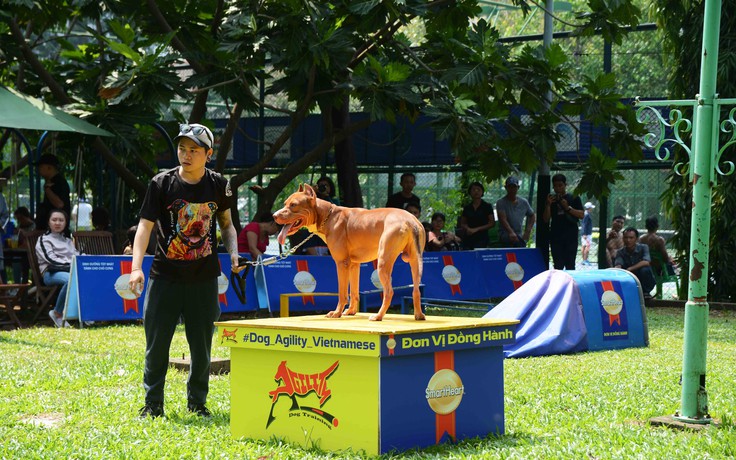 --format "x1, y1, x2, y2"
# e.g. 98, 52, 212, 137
215, 313, 518, 335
